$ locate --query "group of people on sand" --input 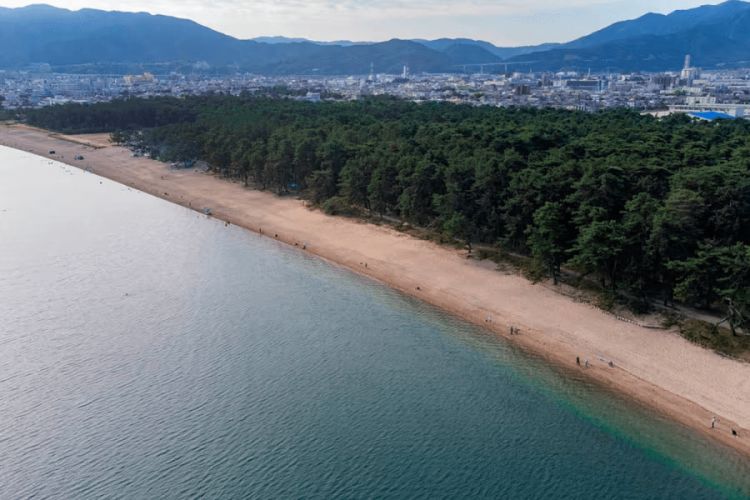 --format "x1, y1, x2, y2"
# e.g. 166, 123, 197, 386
258, 227, 311, 251
576, 356, 615, 369
712, 416, 740, 437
